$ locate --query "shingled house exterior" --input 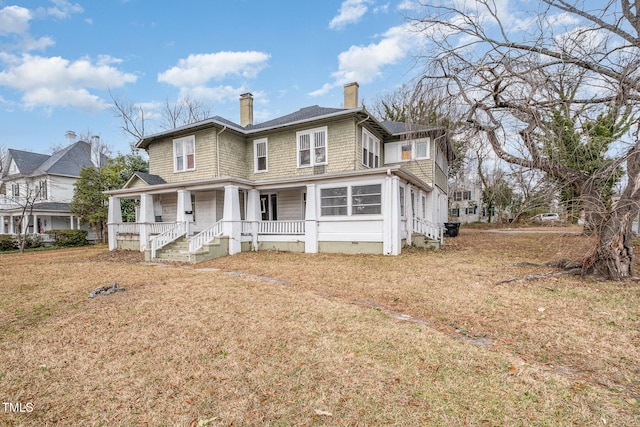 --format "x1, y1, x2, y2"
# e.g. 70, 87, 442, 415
0, 137, 106, 240
106, 83, 454, 262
